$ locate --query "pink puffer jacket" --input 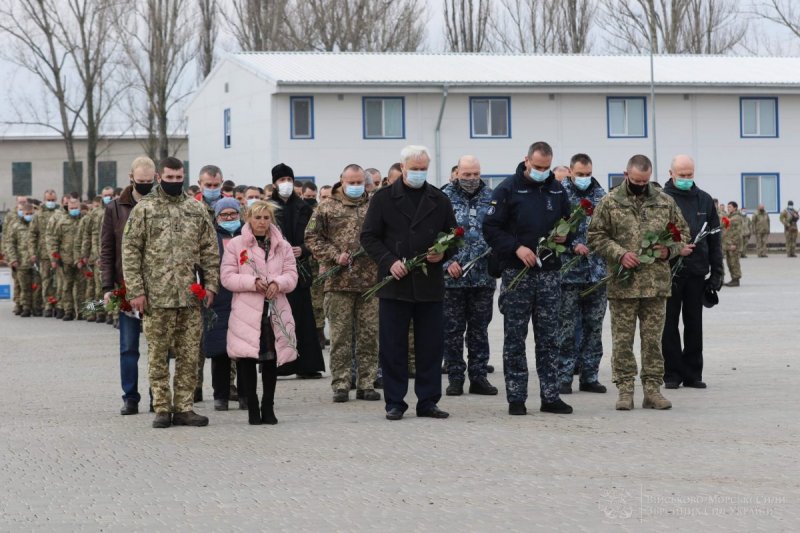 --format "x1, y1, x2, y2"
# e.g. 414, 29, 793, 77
221, 222, 298, 365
